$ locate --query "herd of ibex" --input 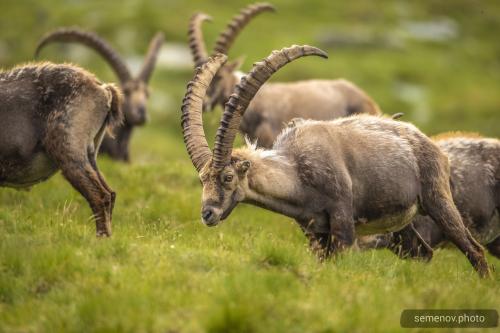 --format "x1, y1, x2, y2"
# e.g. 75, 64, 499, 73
1, 3, 498, 278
